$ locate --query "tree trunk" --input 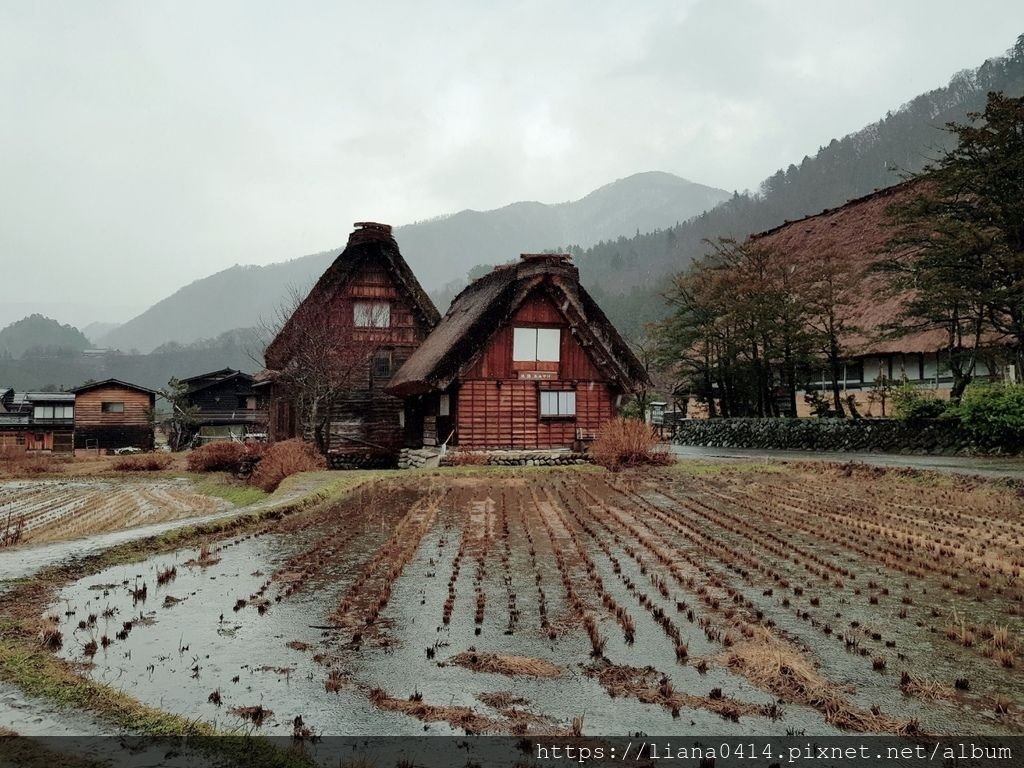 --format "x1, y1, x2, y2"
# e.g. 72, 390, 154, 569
829, 349, 845, 418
